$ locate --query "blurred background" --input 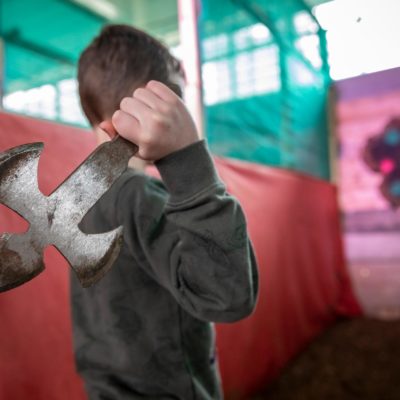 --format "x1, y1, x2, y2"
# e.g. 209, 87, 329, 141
1, 0, 400, 399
